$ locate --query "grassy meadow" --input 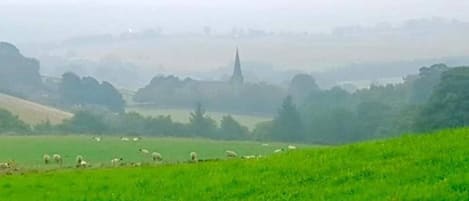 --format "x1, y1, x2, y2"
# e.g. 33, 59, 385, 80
0, 129, 468, 200
0, 135, 300, 169
127, 106, 272, 130
0, 93, 72, 125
